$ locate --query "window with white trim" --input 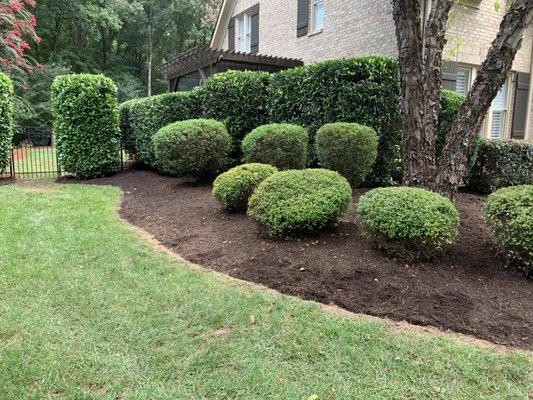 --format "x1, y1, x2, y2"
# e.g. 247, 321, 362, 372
312, 0, 326, 32
489, 80, 509, 139
237, 14, 251, 52
456, 67, 471, 97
